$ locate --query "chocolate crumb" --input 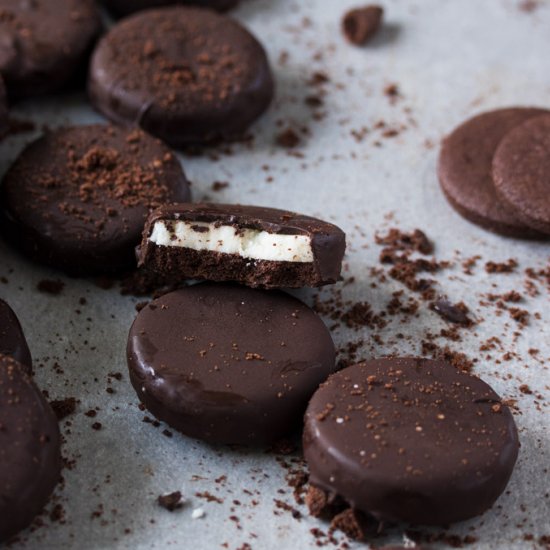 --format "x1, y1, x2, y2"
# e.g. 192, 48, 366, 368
276, 128, 301, 148
37, 279, 65, 295
342, 5, 384, 46
50, 397, 77, 420
158, 491, 184, 511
